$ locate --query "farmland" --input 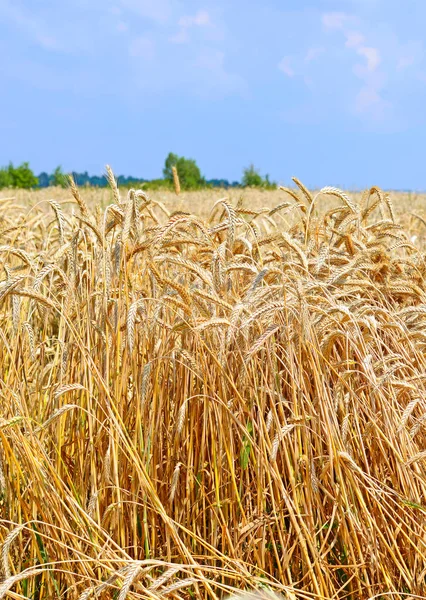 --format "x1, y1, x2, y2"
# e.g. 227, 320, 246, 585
1, 179, 426, 599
